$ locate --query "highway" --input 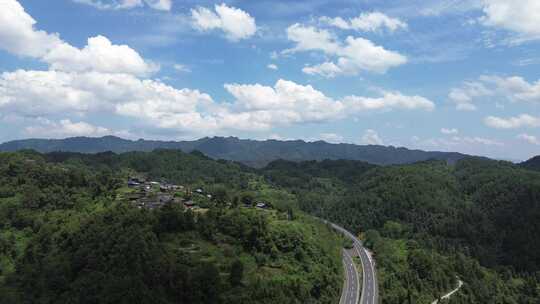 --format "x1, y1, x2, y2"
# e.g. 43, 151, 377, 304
340, 249, 360, 304
330, 222, 379, 304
